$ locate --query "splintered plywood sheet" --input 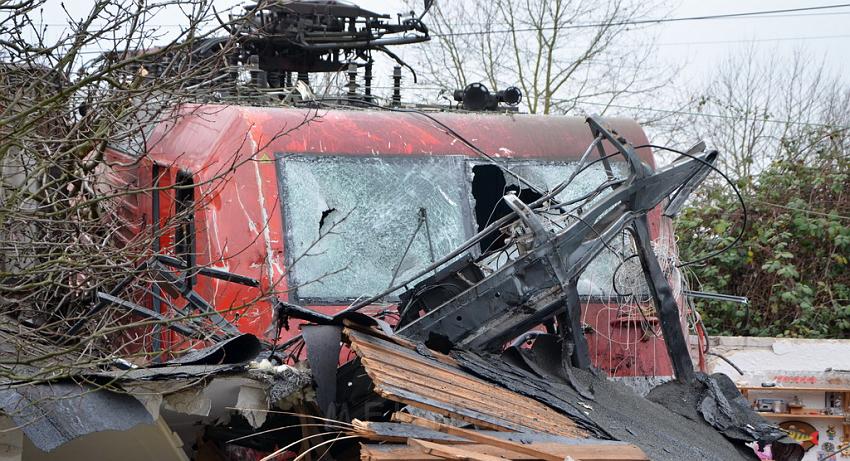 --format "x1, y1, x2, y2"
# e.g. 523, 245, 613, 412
344, 328, 588, 438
